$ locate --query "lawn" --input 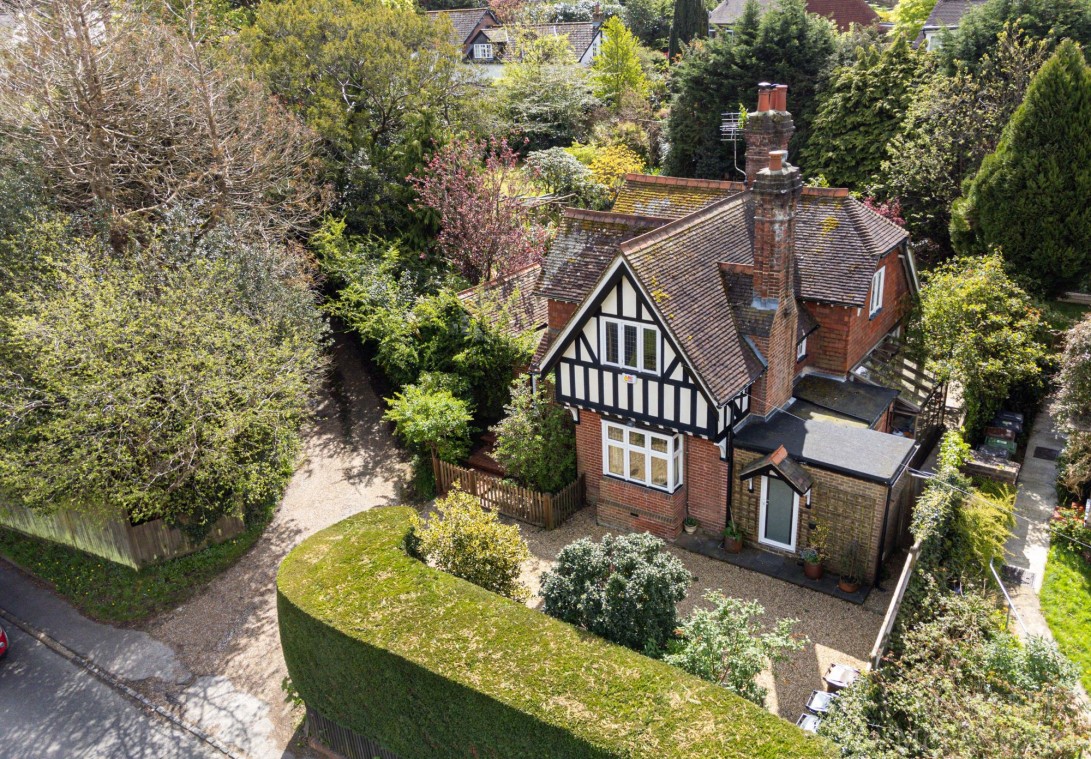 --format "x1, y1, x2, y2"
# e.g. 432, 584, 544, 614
1040, 543, 1091, 693
0, 520, 265, 624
